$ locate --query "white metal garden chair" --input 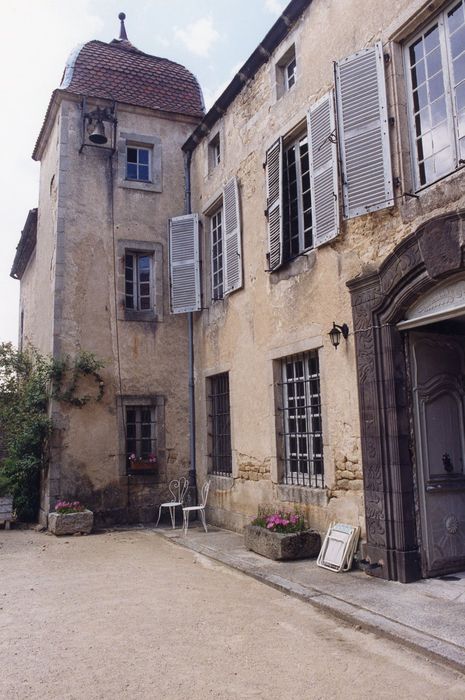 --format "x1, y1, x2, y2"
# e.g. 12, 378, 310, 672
155, 477, 189, 529
182, 479, 211, 535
